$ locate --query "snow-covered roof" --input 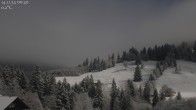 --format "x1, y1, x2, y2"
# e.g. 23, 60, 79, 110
0, 96, 18, 110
